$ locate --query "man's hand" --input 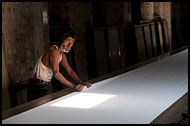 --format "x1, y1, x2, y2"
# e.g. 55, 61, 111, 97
82, 81, 92, 88
74, 84, 84, 91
